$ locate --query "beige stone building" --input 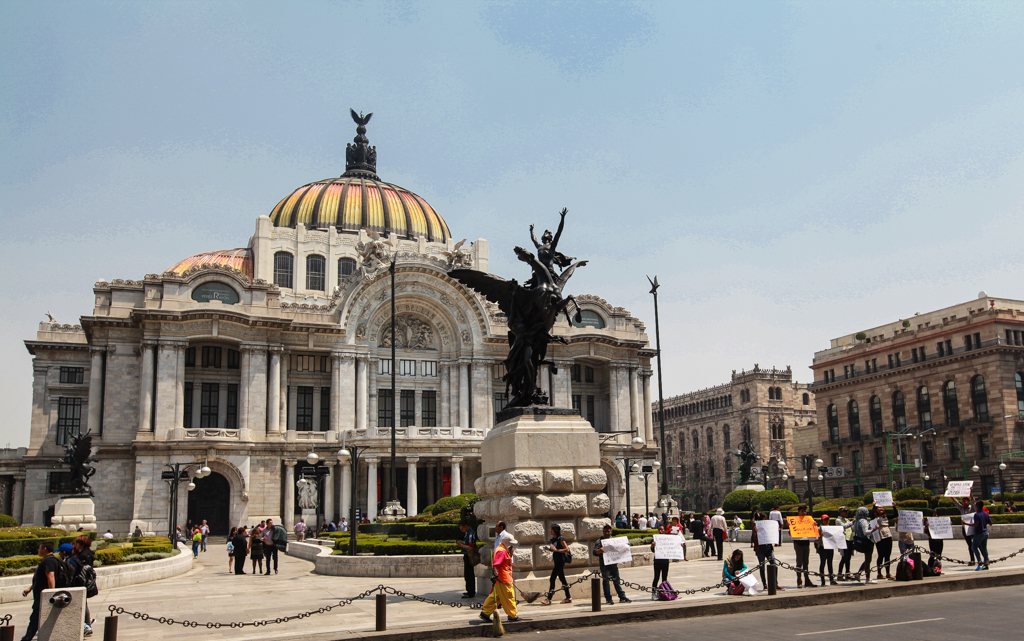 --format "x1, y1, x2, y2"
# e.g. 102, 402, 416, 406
810, 294, 1024, 499
4, 117, 658, 534
655, 366, 816, 512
